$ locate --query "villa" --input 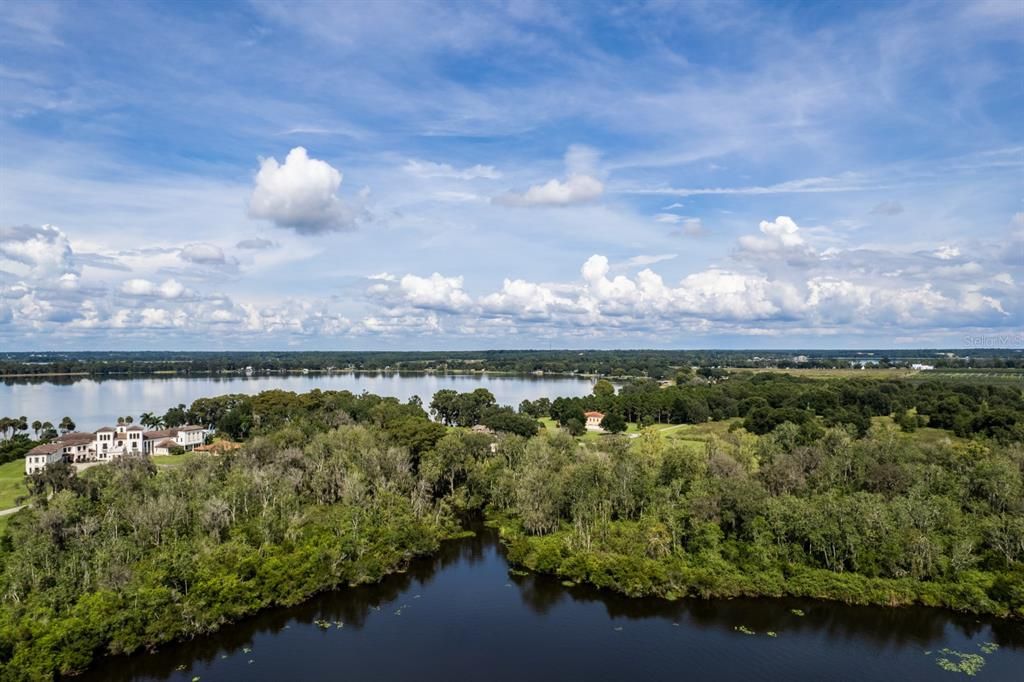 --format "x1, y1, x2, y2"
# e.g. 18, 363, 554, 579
584, 411, 605, 430
25, 423, 208, 475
